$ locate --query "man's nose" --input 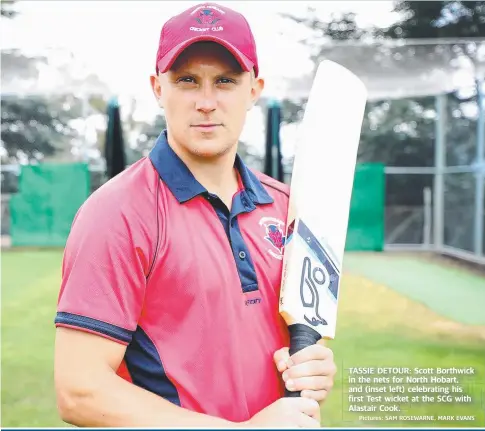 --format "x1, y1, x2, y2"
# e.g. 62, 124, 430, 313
195, 85, 217, 113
